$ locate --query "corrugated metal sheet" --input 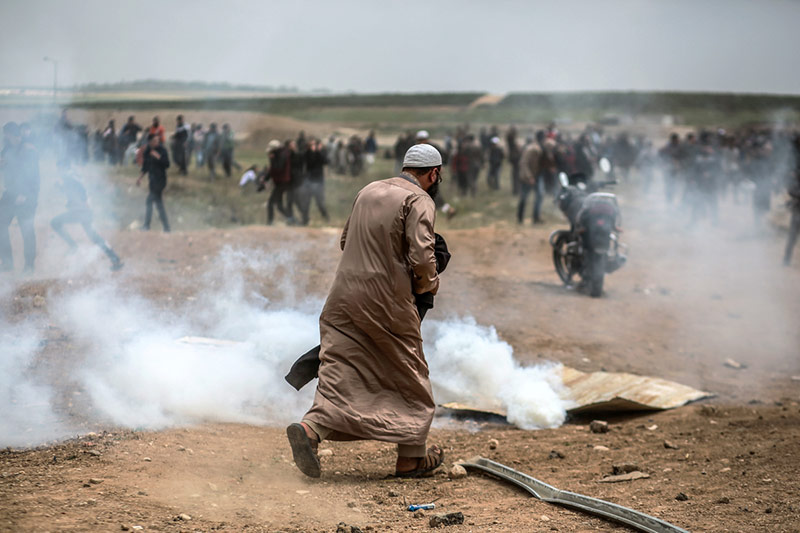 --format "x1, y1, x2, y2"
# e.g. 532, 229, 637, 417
441, 366, 712, 421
